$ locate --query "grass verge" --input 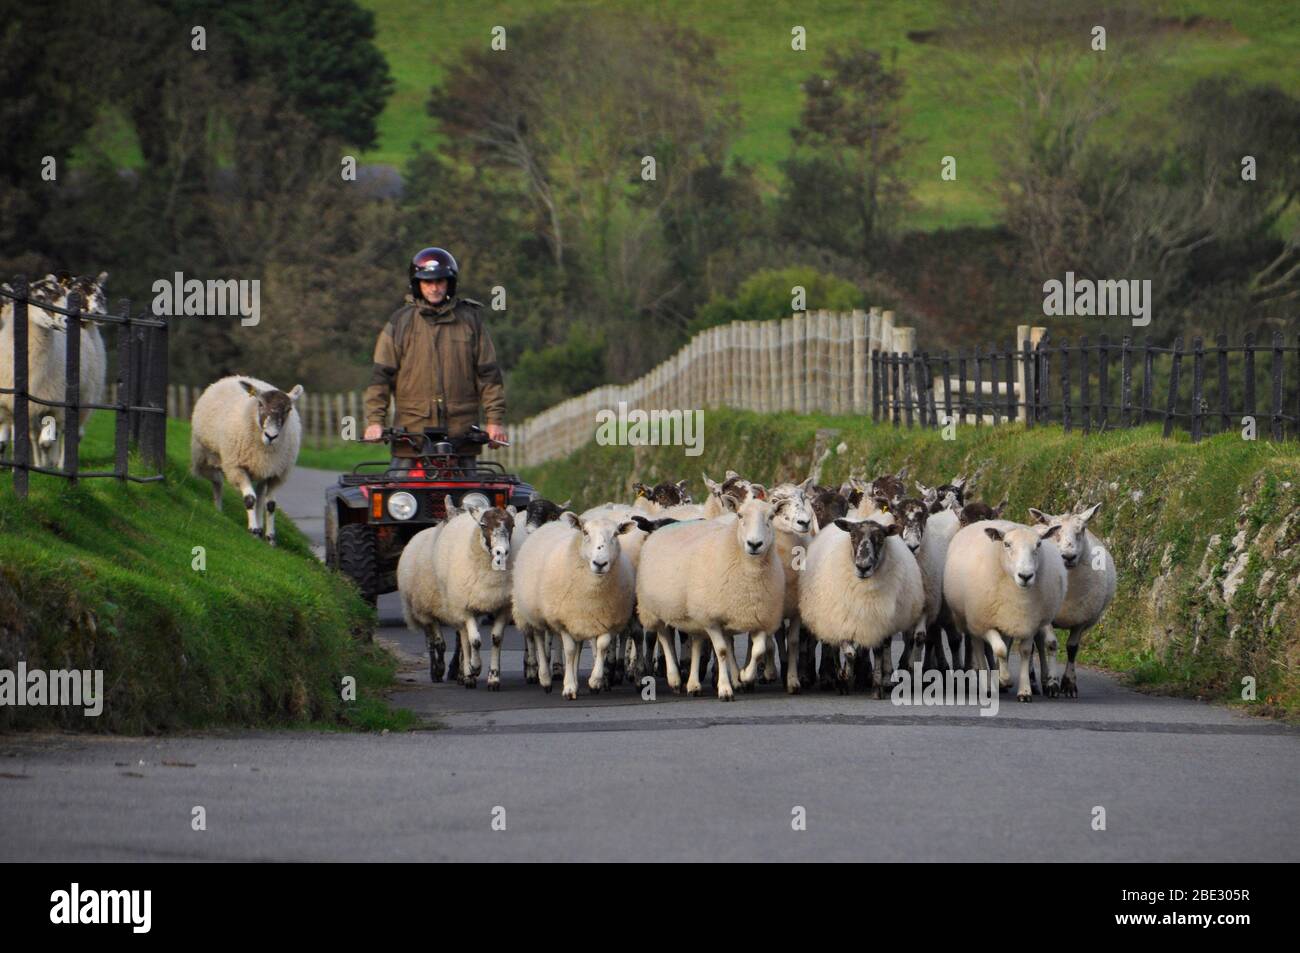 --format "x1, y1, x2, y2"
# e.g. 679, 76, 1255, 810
0, 414, 415, 733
